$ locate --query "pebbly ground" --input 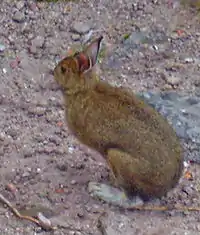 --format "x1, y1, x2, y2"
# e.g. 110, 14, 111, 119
1, 0, 200, 234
